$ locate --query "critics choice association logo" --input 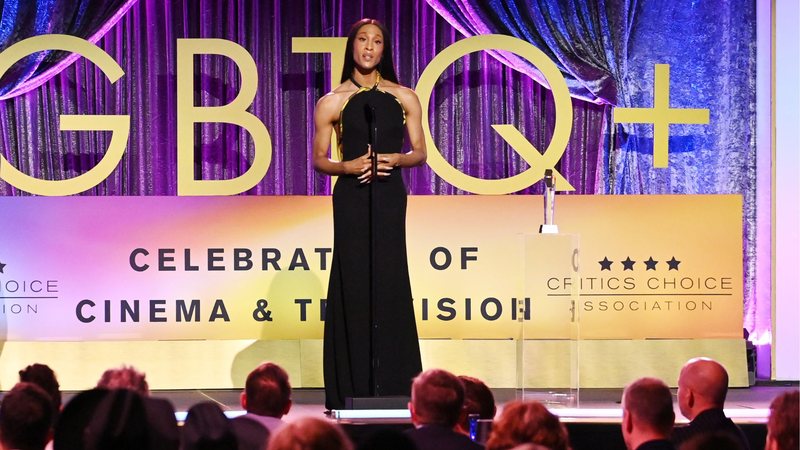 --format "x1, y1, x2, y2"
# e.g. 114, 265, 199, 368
0, 258, 59, 316
545, 254, 735, 313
